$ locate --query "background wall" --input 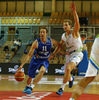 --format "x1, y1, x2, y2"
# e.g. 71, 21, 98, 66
8, 2, 16, 12
26, 1, 34, 12
0, 0, 99, 43
0, 2, 6, 12
0, 0, 99, 13
44, 1, 52, 13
